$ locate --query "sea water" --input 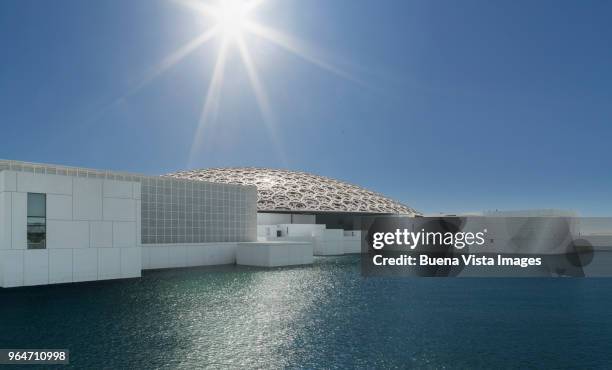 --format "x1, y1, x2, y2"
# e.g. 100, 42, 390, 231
1, 255, 611, 369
